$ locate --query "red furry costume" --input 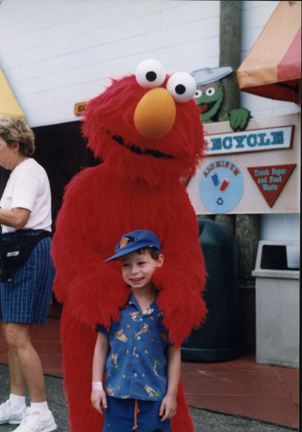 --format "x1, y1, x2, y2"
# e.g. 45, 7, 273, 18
51, 60, 207, 432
